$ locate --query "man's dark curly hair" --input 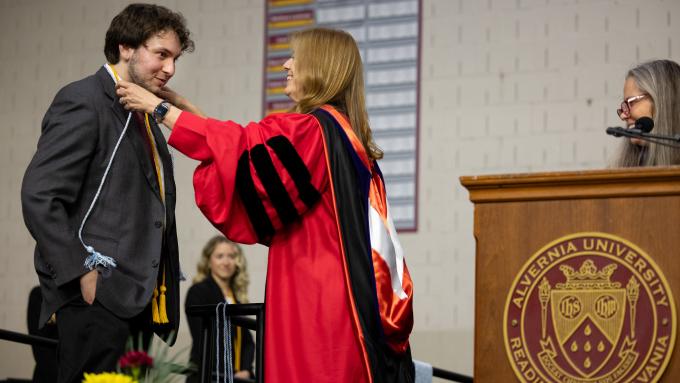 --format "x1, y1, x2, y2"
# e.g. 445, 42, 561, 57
104, 3, 195, 63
